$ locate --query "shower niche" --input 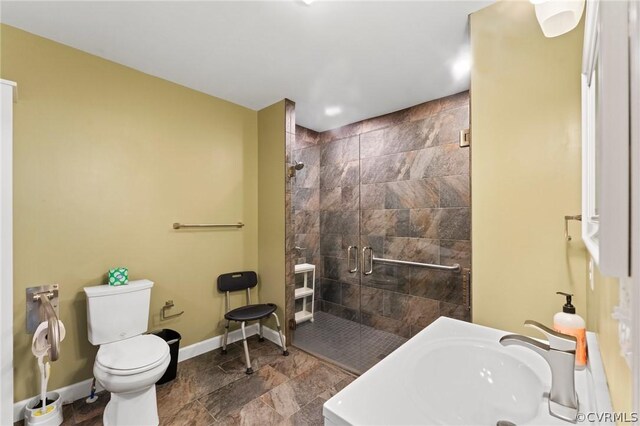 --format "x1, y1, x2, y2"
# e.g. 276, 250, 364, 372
286, 93, 471, 373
